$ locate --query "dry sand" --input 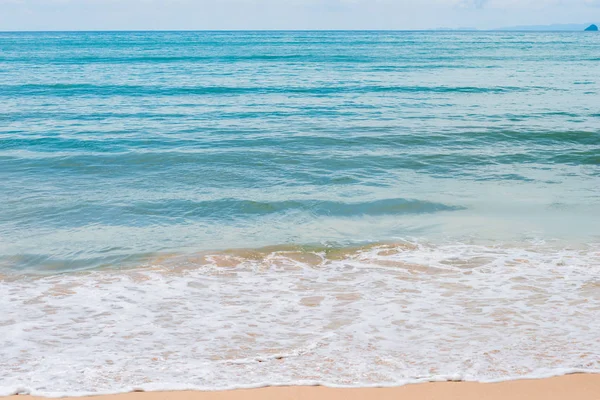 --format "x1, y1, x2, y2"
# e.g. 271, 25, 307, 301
13, 374, 600, 400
